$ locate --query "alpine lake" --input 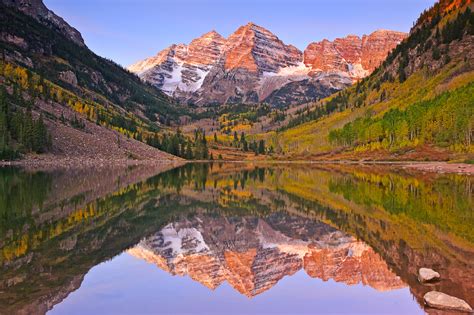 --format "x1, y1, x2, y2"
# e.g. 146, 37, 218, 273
0, 162, 473, 314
